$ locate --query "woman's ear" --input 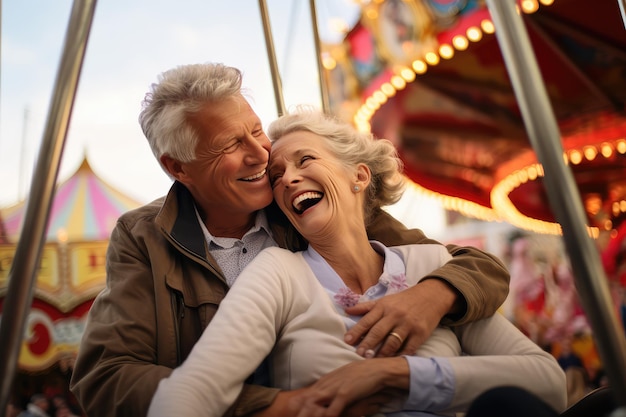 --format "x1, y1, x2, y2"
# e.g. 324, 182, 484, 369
355, 163, 372, 189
